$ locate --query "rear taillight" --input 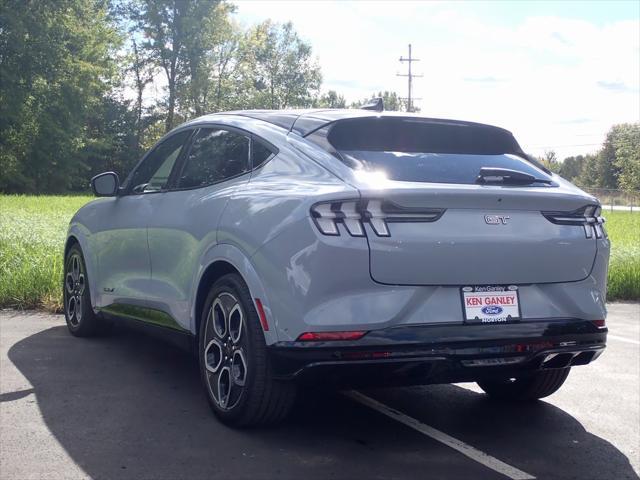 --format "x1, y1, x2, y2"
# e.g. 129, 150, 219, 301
311, 199, 444, 237
542, 205, 606, 239
591, 319, 606, 329
297, 331, 368, 341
